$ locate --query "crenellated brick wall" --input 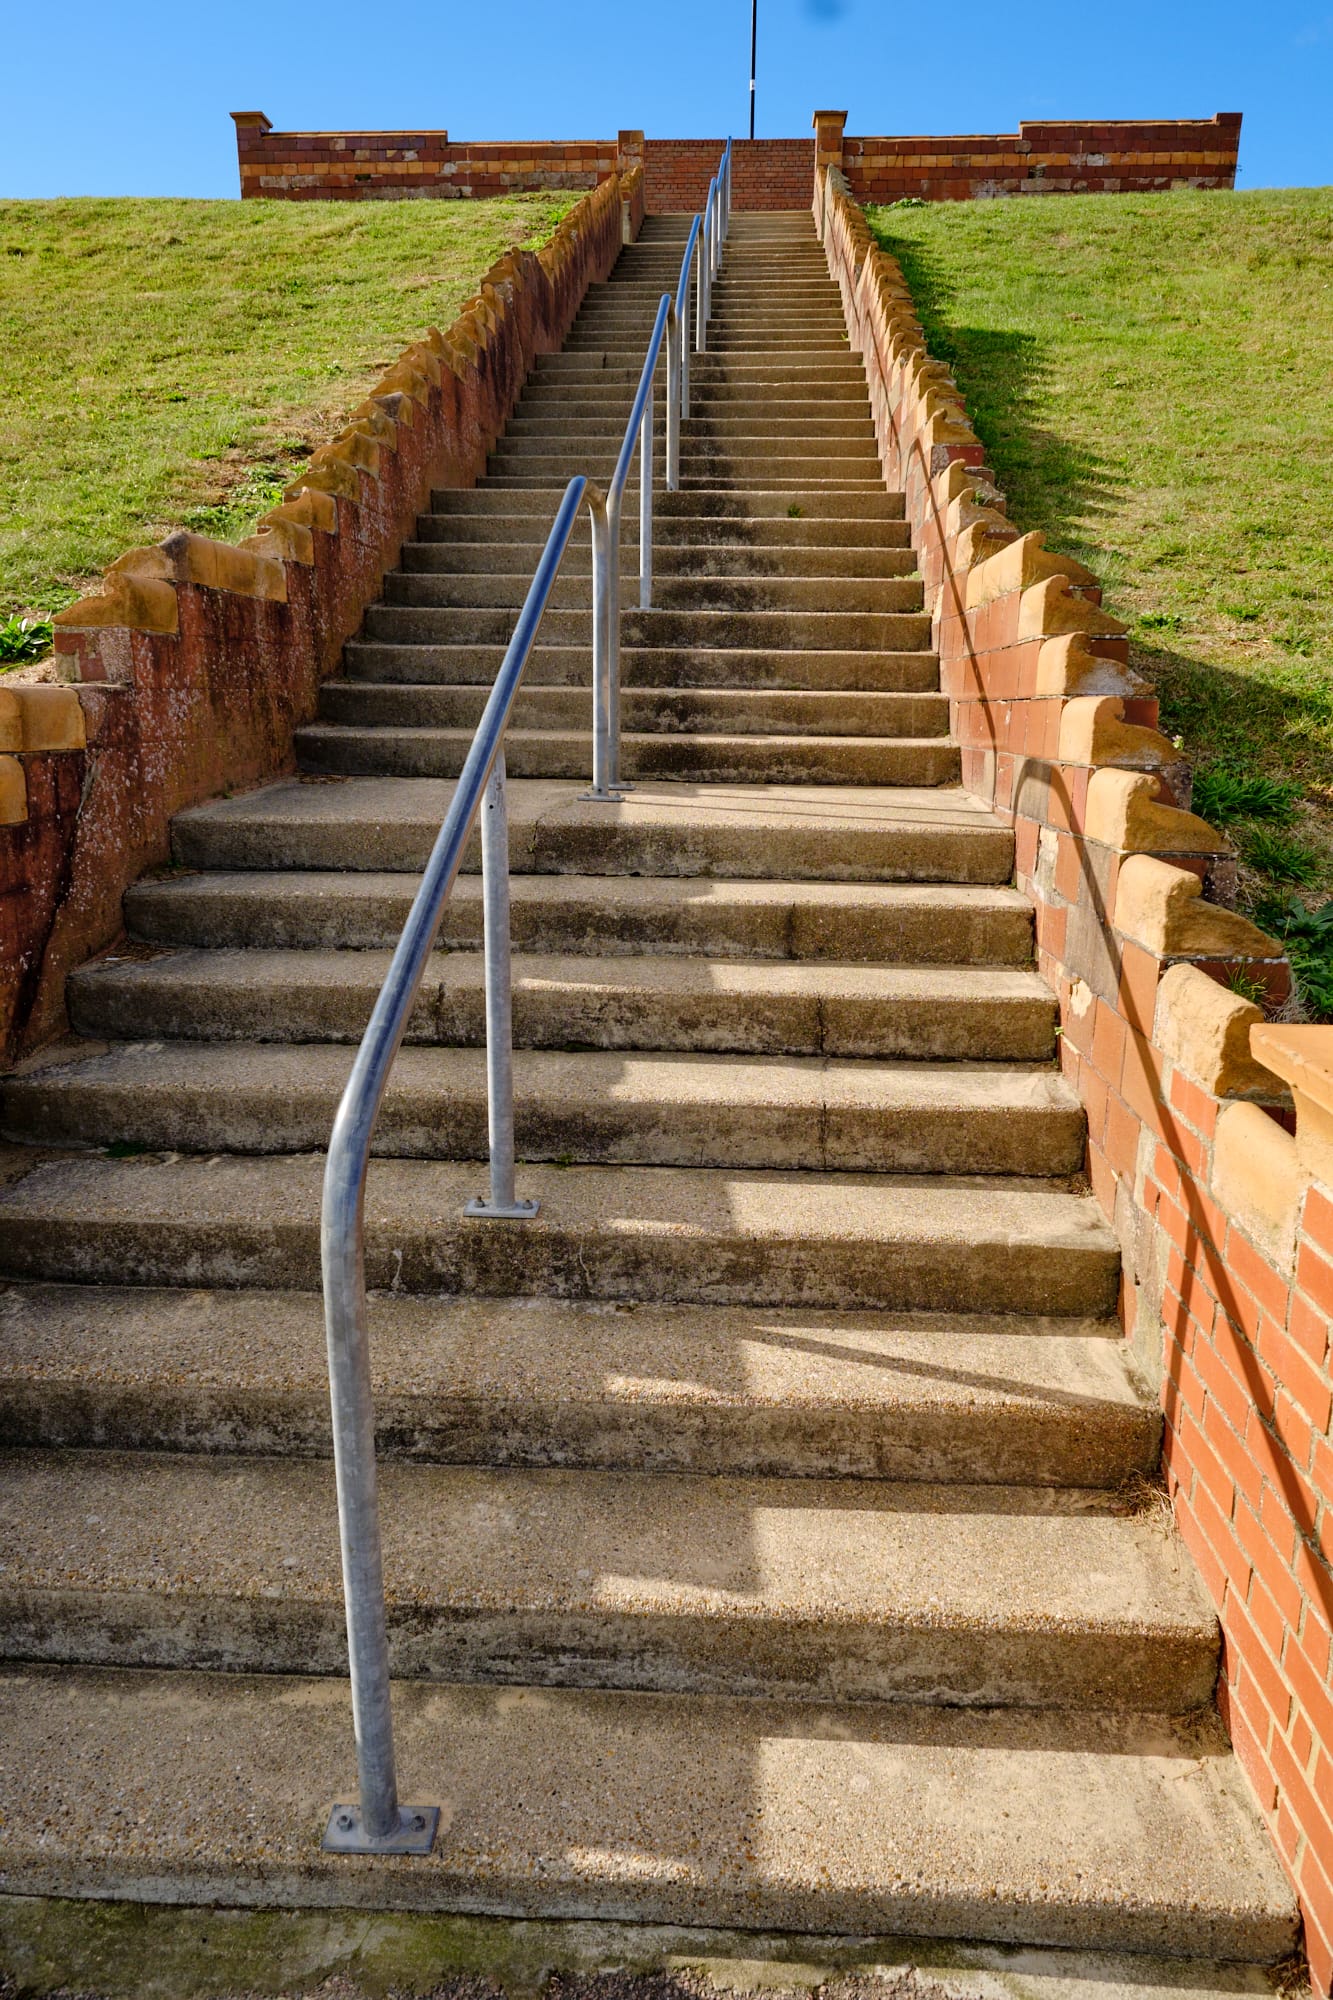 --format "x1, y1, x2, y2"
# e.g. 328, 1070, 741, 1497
232, 111, 1241, 208
816, 162, 1329, 1996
